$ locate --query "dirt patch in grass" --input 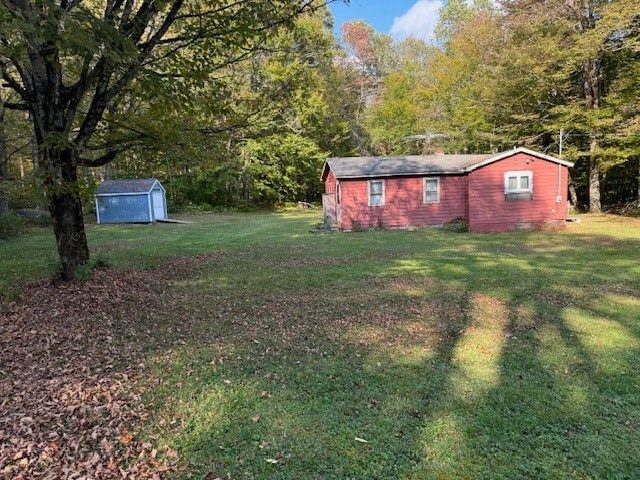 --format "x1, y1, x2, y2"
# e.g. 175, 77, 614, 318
158, 253, 224, 280
91, 241, 132, 253
276, 256, 361, 268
